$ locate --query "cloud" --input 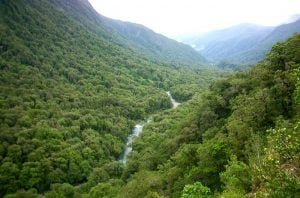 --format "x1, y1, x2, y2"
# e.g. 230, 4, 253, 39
89, 0, 300, 36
